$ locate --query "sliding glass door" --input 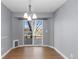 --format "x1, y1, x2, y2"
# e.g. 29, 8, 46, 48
23, 20, 43, 45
